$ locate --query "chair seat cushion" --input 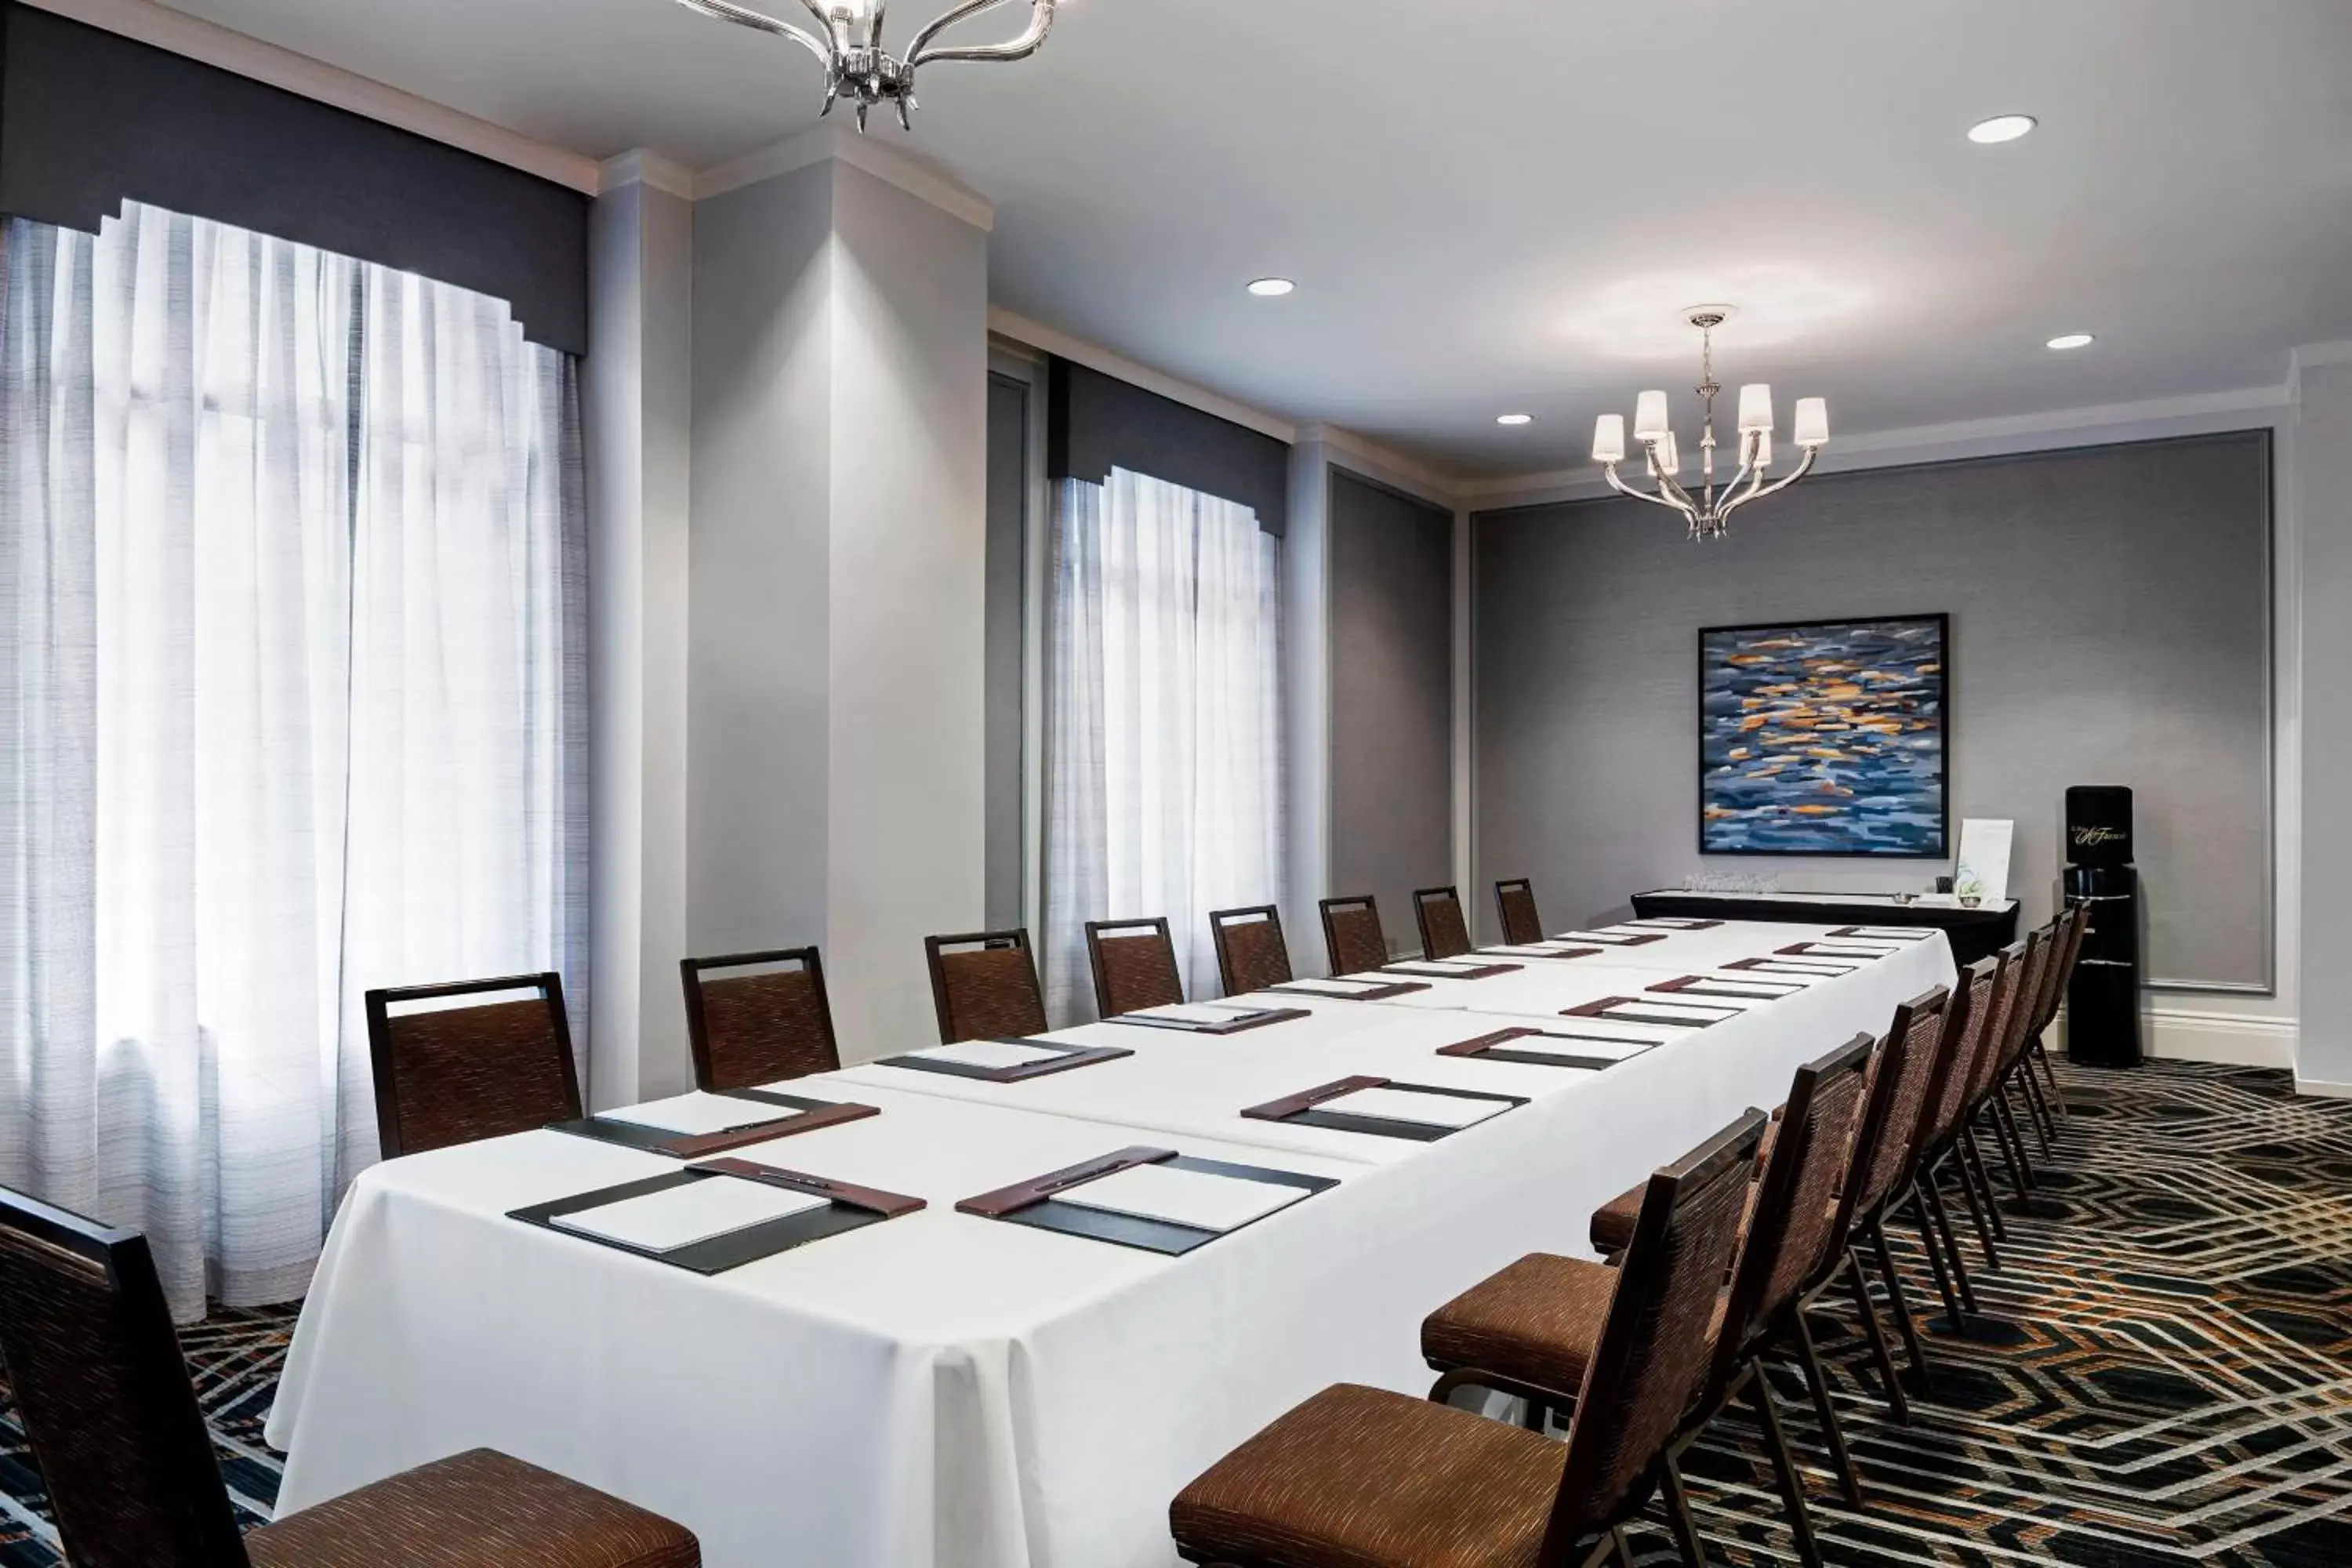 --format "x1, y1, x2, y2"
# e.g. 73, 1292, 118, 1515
1169, 1383, 1563, 1568
1422, 1253, 1616, 1400
245, 1449, 699, 1568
